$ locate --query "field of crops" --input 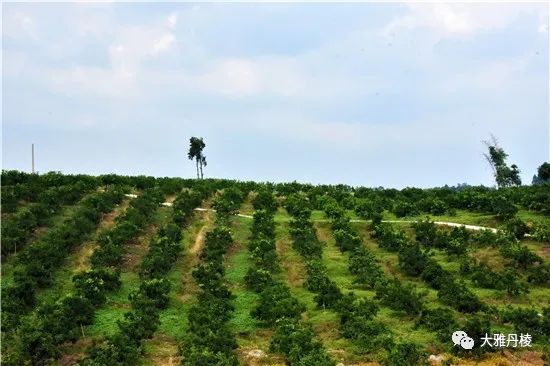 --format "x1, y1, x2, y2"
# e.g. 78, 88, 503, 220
1, 170, 549, 366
